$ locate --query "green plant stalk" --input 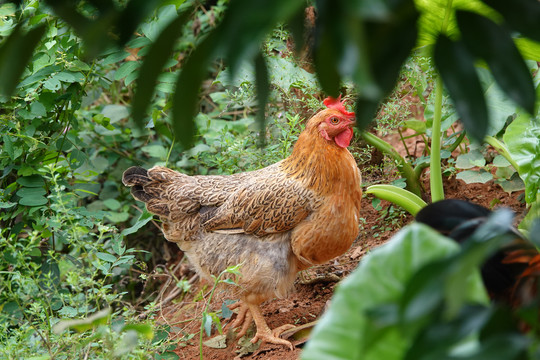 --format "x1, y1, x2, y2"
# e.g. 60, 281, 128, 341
199, 269, 226, 360
360, 131, 423, 197
366, 184, 427, 216
430, 75, 445, 202
484, 136, 520, 171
